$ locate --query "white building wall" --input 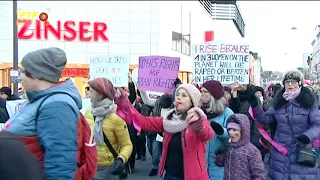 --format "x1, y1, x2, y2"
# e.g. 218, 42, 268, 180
158, 1, 244, 72
254, 59, 261, 86
0, 1, 244, 73
0, 1, 160, 65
